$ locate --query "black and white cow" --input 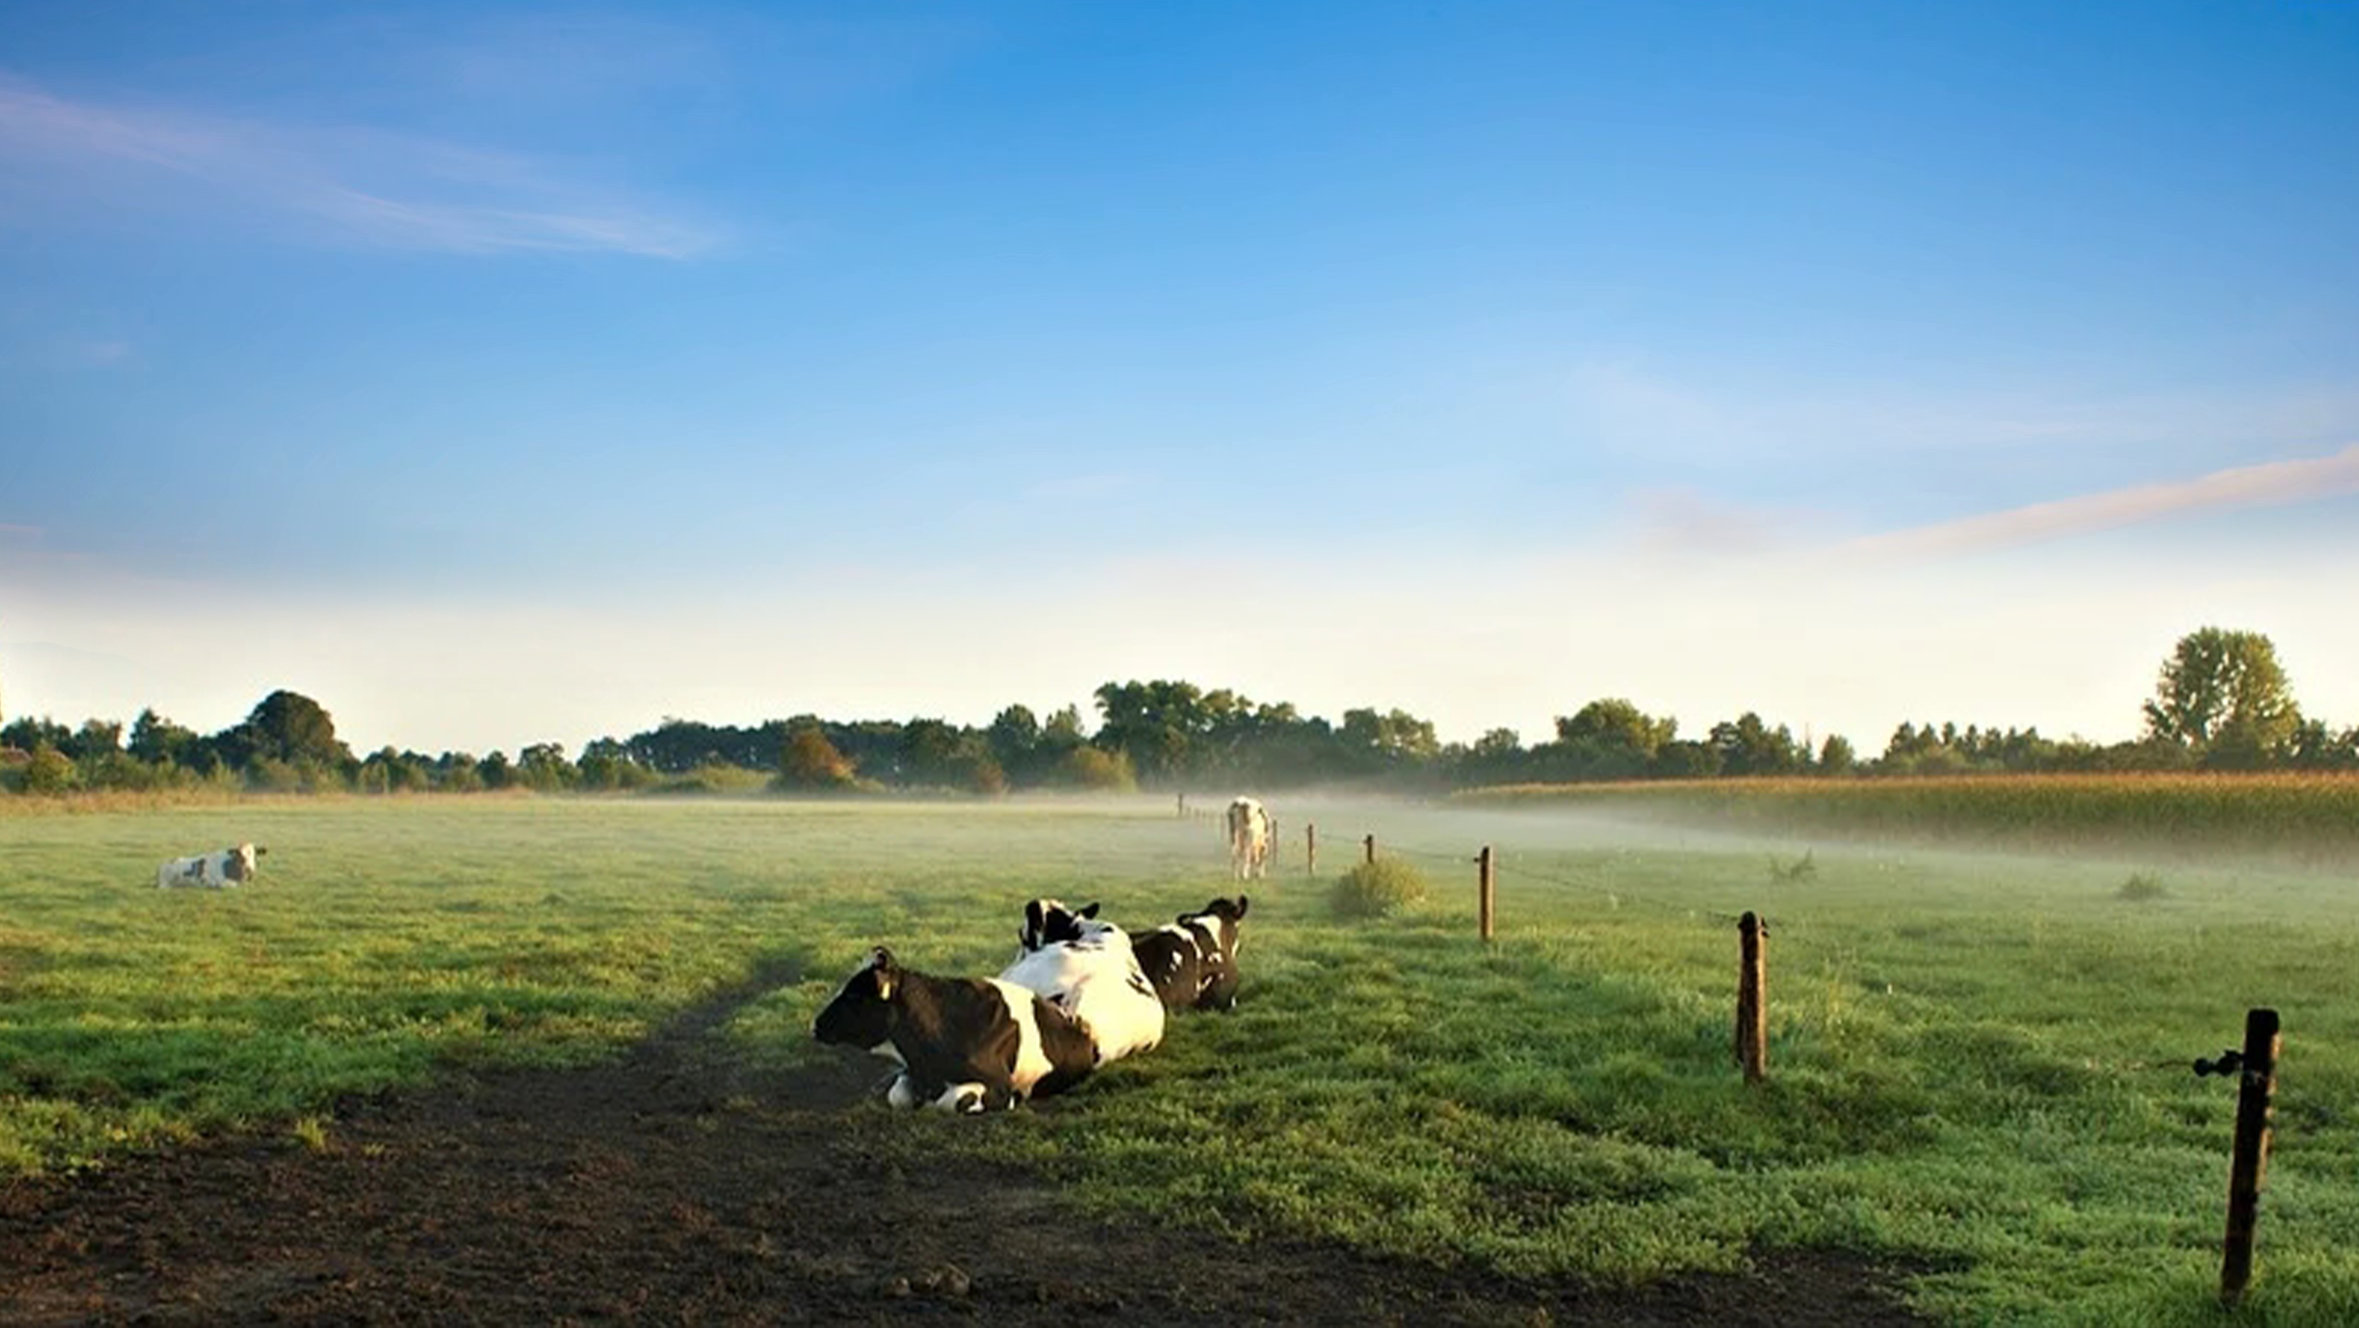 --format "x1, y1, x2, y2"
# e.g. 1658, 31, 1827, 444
812, 947, 1097, 1114
156, 842, 267, 889
1000, 898, 1166, 1064
1131, 896, 1250, 1012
